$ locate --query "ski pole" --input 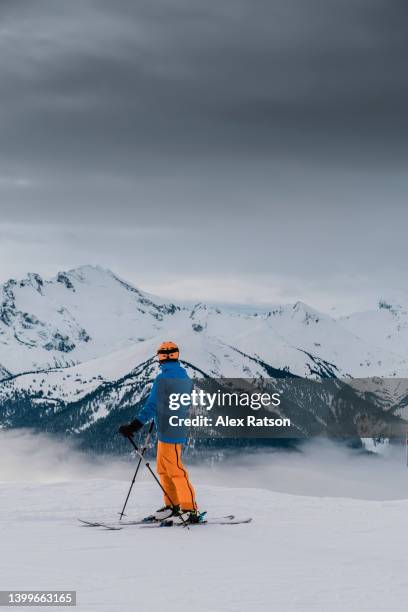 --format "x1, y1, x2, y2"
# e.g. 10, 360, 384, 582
119, 420, 155, 520
125, 435, 190, 529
